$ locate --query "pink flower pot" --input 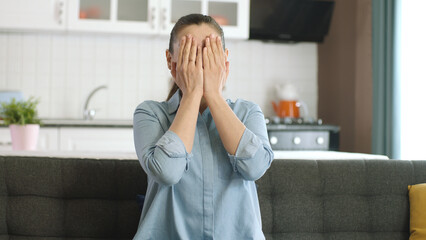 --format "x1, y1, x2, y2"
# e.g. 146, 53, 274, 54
9, 124, 40, 151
